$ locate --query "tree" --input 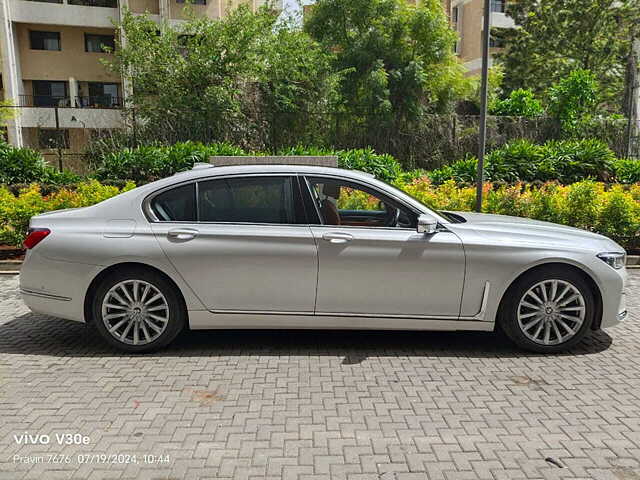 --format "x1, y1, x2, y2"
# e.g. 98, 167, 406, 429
105, 5, 339, 148
304, 0, 471, 126
495, 0, 640, 110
